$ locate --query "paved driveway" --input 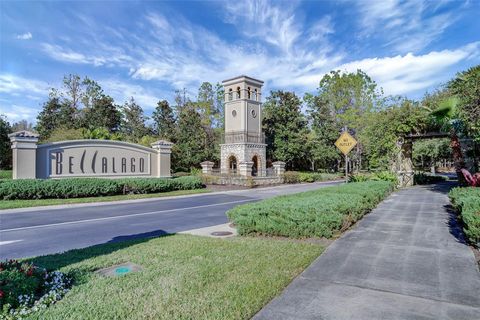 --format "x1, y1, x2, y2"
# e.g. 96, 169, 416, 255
0, 181, 341, 259
255, 183, 480, 320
